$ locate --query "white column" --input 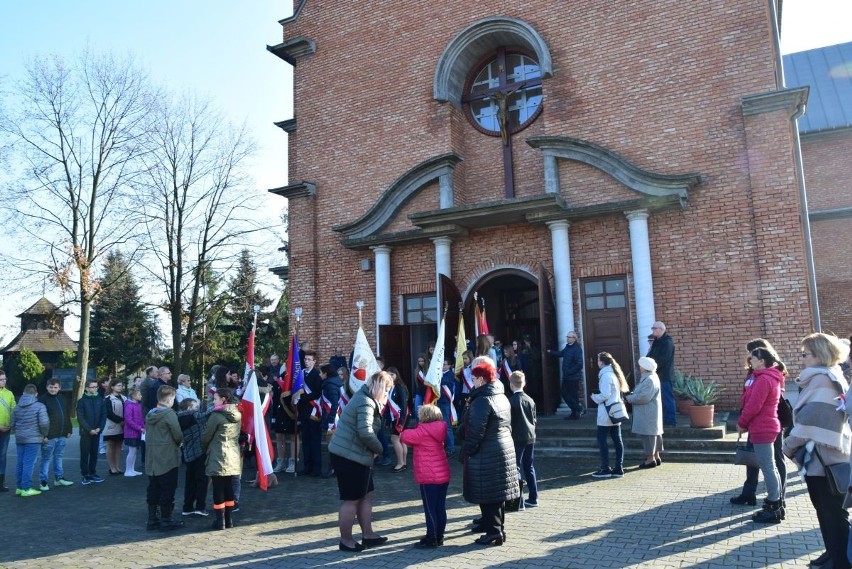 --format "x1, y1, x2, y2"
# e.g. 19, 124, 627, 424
547, 220, 574, 350
372, 245, 392, 354
432, 236, 452, 312
626, 209, 655, 353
